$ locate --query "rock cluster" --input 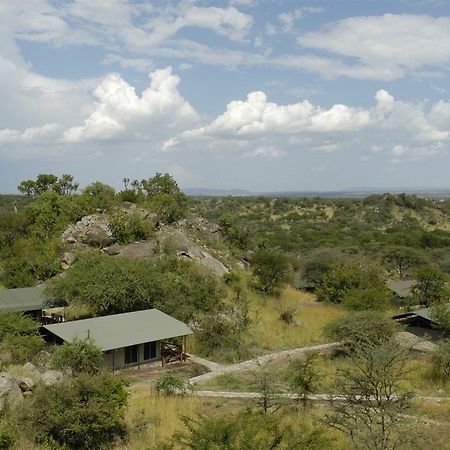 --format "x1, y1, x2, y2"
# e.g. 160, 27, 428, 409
158, 227, 229, 275
0, 363, 64, 410
62, 214, 114, 247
